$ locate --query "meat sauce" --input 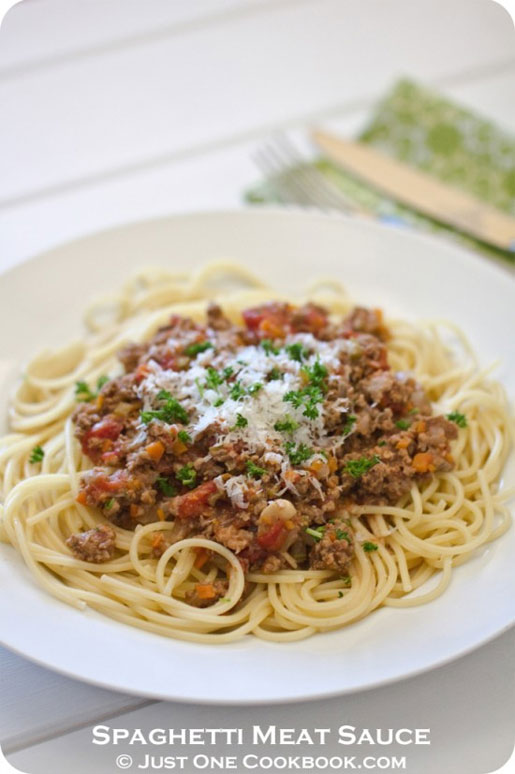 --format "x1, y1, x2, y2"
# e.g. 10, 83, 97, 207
68, 302, 457, 578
